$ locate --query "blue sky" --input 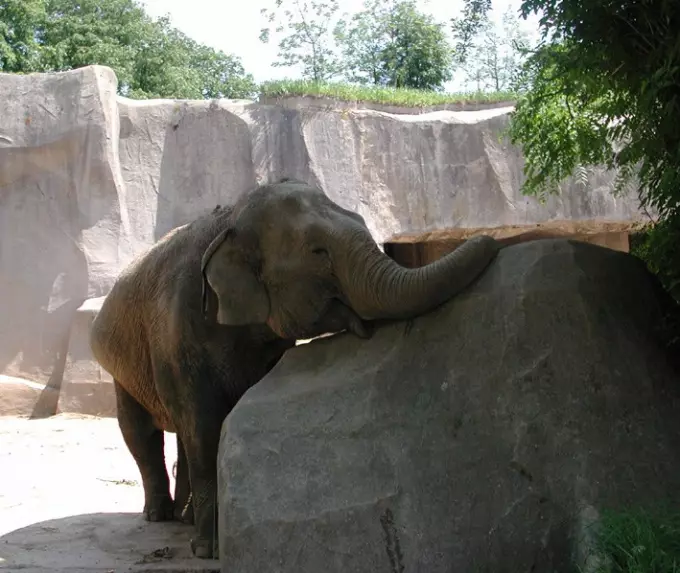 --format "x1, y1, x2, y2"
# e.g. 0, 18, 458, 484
139, 0, 541, 90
